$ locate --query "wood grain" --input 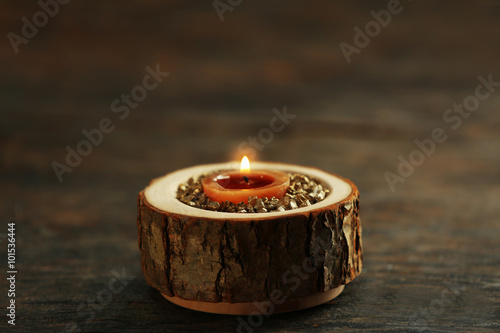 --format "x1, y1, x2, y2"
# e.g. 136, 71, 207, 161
0, 1, 499, 332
